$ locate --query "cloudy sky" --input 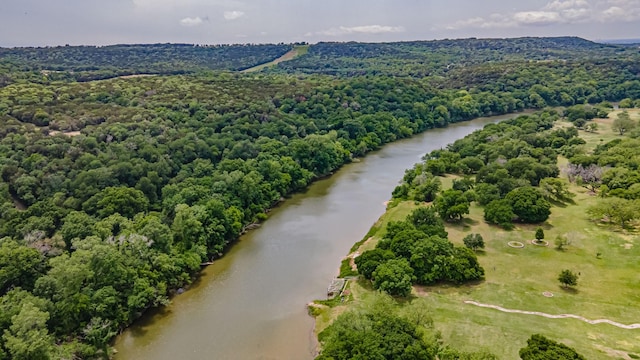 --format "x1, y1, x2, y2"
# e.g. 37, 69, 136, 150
0, 0, 639, 47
